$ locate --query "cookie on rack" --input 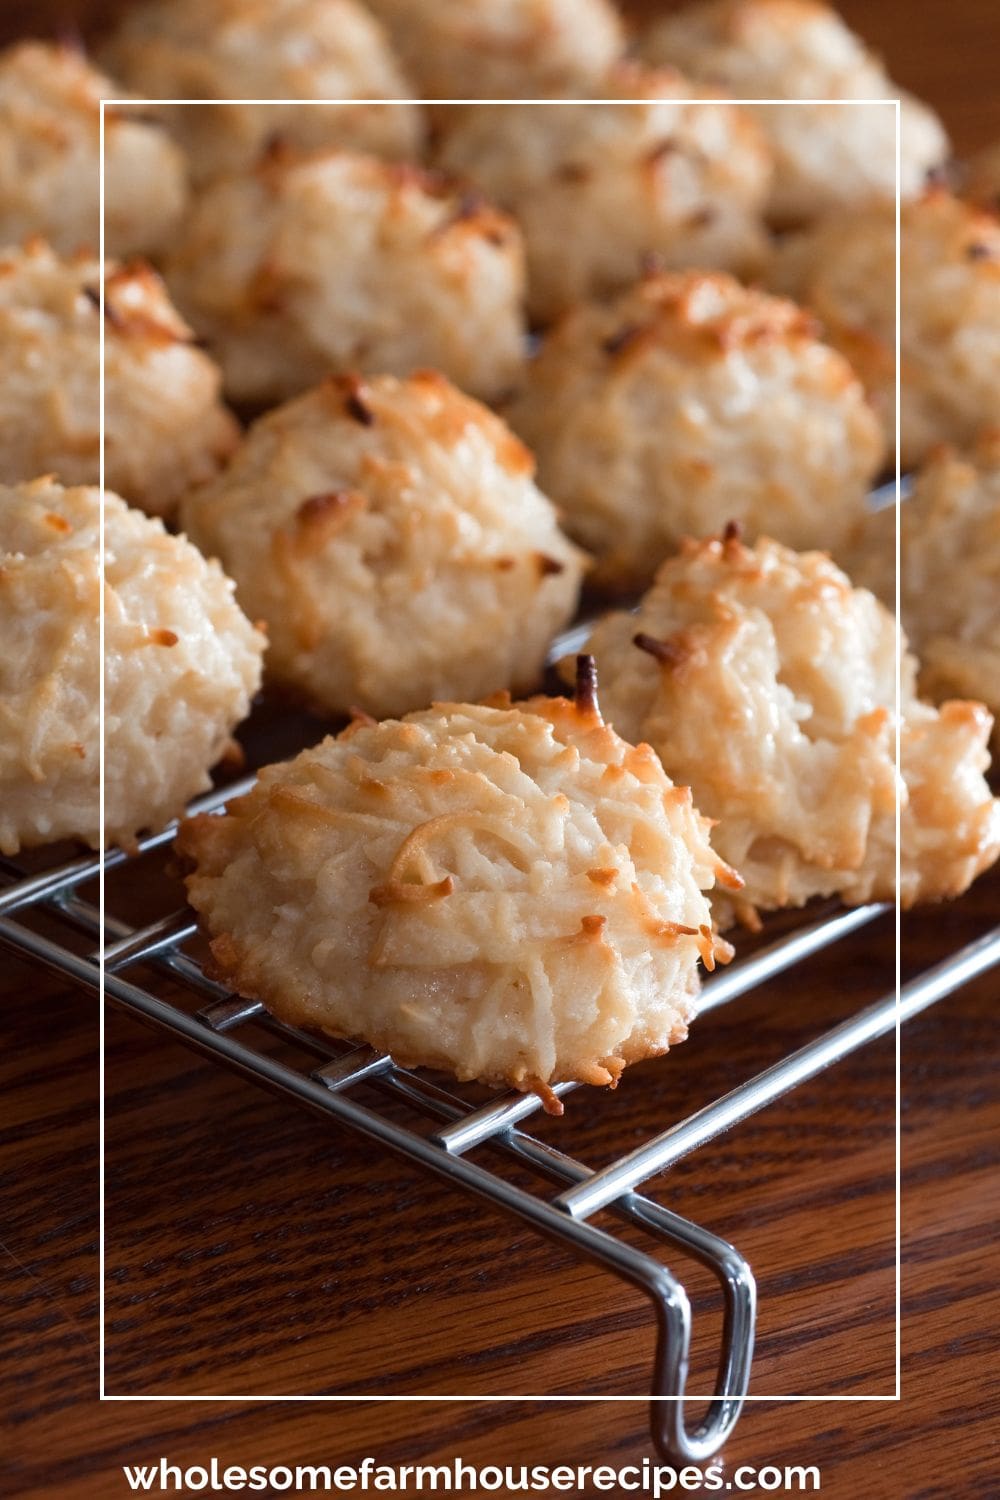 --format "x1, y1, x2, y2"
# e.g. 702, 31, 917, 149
165, 148, 526, 405
0, 481, 265, 856
100, 0, 422, 184
180, 371, 585, 718
575, 529, 1000, 927
638, 0, 947, 226
0, 240, 239, 519
435, 61, 771, 322
0, 40, 188, 258
507, 270, 884, 591
846, 432, 1000, 749
177, 658, 740, 1107
363, 0, 624, 101
768, 190, 1000, 467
